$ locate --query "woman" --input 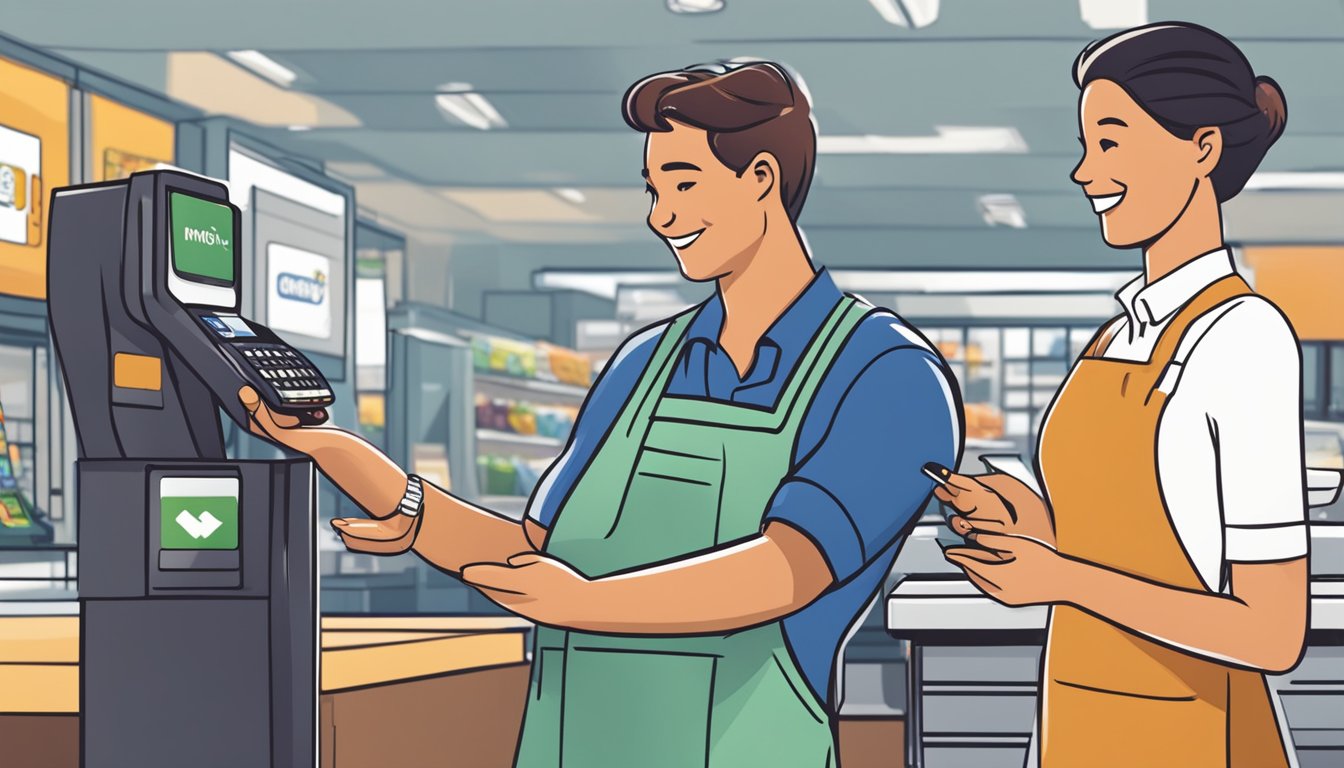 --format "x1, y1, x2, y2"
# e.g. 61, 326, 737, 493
940, 22, 1306, 767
